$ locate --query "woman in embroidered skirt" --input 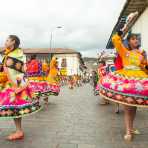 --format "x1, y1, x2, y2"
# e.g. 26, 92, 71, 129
95, 61, 109, 105
0, 35, 41, 140
99, 30, 148, 141
45, 57, 60, 96
26, 55, 49, 105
